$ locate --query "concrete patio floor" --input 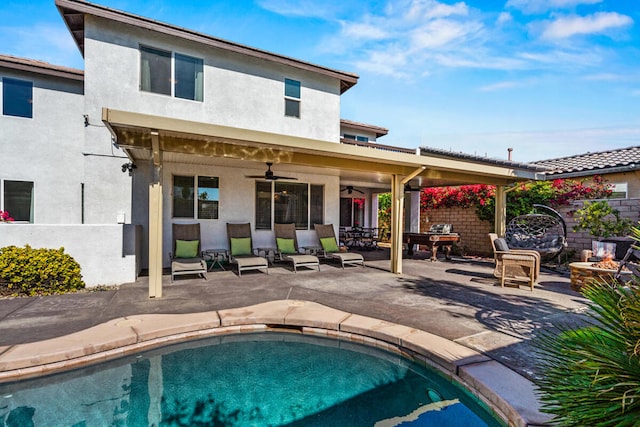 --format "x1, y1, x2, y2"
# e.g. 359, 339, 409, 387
0, 249, 590, 425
